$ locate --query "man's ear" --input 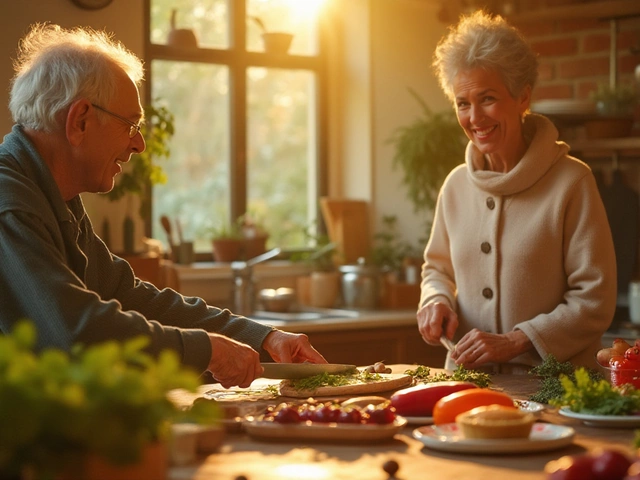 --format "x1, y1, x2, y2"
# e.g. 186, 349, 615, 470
66, 99, 91, 146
